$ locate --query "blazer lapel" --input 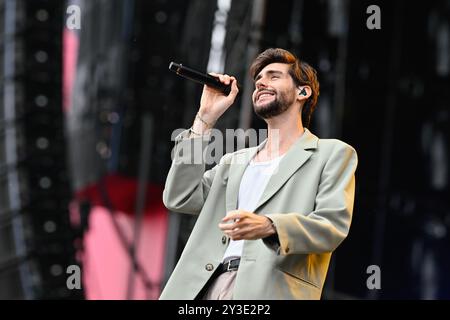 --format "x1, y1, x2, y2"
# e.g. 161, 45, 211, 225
225, 128, 319, 213
253, 129, 318, 212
